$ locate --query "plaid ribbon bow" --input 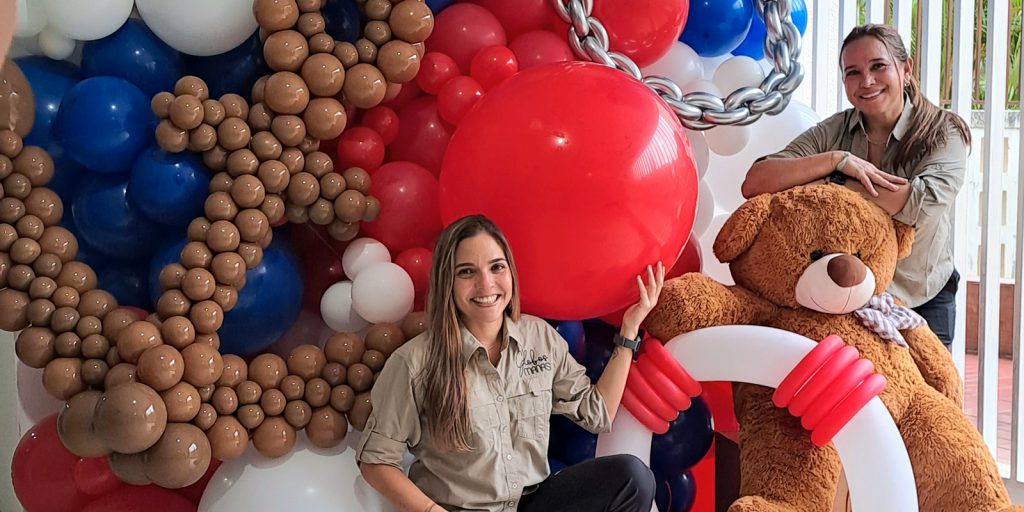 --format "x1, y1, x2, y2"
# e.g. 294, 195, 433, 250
852, 293, 926, 347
